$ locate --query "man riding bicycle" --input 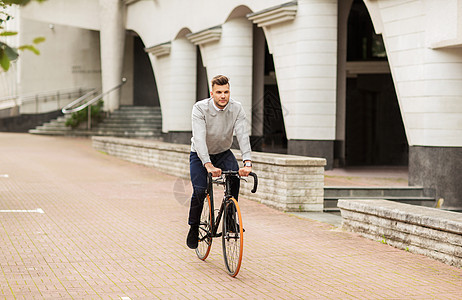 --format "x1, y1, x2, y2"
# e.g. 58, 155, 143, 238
187, 75, 252, 249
